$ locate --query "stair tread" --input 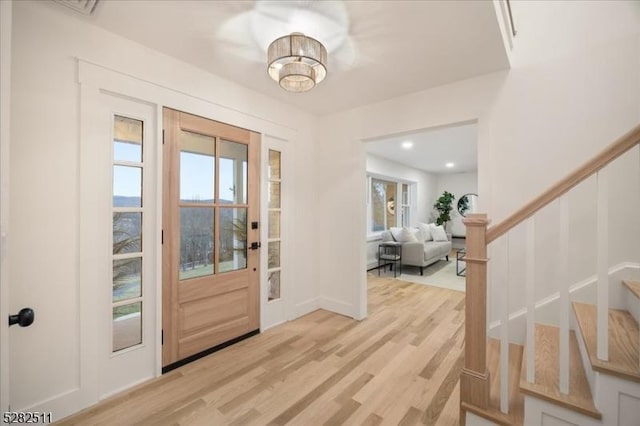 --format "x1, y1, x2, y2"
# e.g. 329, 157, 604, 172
463, 338, 524, 426
572, 302, 640, 383
519, 324, 600, 419
623, 280, 640, 299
